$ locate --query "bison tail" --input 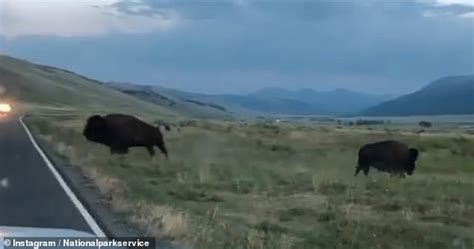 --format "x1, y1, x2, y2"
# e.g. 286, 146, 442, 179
409, 148, 419, 162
